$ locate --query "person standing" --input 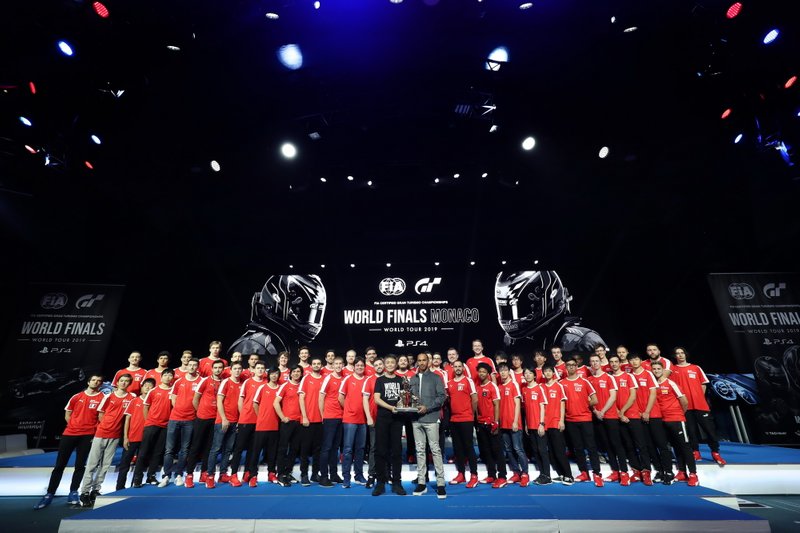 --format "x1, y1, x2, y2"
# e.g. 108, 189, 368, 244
474, 363, 507, 488
339, 359, 369, 488
541, 366, 573, 484
447, 360, 478, 488
609, 355, 652, 486
116, 378, 155, 490
159, 358, 201, 487
207, 362, 243, 487
198, 341, 228, 378
298, 356, 325, 484
229, 360, 265, 487
630, 353, 674, 484
466, 340, 497, 383
497, 364, 529, 486
587, 354, 630, 486
35, 374, 104, 509
143, 351, 171, 383
183, 360, 224, 488
318, 357, 345, 487
112, 352, 147, 396
522, 368, 551, 485
132, 369, 174, 487
274, 366, 305, 487
561, 360, 603, 486
371, 355, 408, 496
362, 357, 385, 488
409, 353, 447, 499
252, 367, 282, 484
